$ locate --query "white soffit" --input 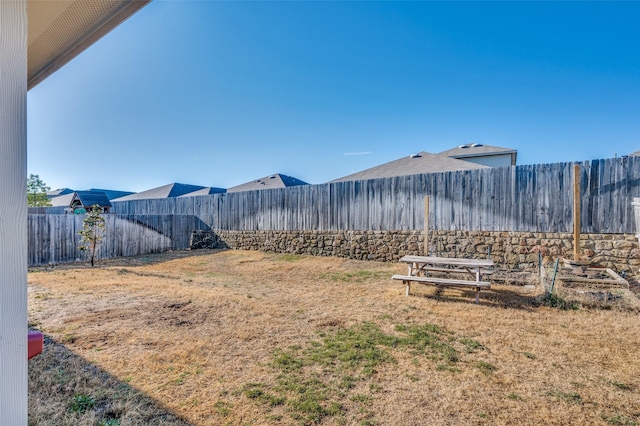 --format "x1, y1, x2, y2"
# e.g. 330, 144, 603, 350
28, 0, 151, 90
